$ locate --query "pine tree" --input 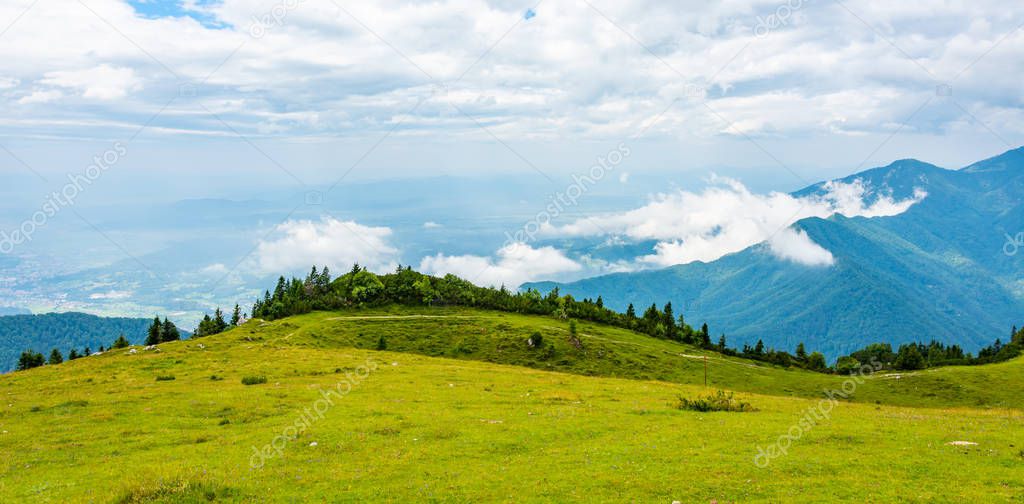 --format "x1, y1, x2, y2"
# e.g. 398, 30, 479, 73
112, 334, 130, 349
146, 316, 162, 345
754, 339, 765, 356
717, 334, 727, 351
213, 308, 227, 333
795, 343, 807, 361
700, 323, 711, 347
663, 302, 678, 341
48, 348, 63, 365
625, 303, 636, 319
83, 346, 92, 356
68, 348, 80, 360
162, 318, 181, 341
17, 350, 45, 370
230, 304, 242, 326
